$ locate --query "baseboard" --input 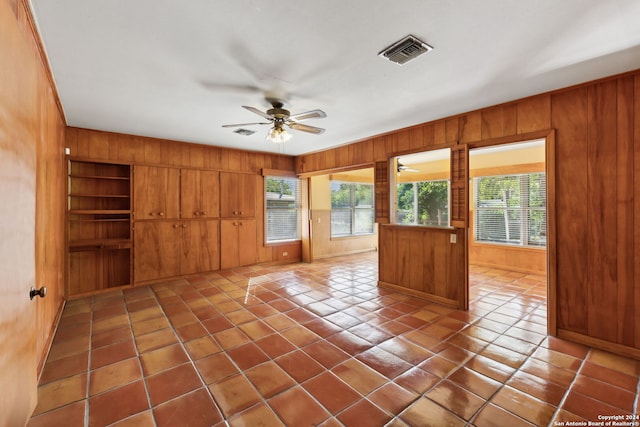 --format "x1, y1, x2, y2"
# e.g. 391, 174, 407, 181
37, 298, 66, 381
557, 328, 640, 361
377, 281, 460, 309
